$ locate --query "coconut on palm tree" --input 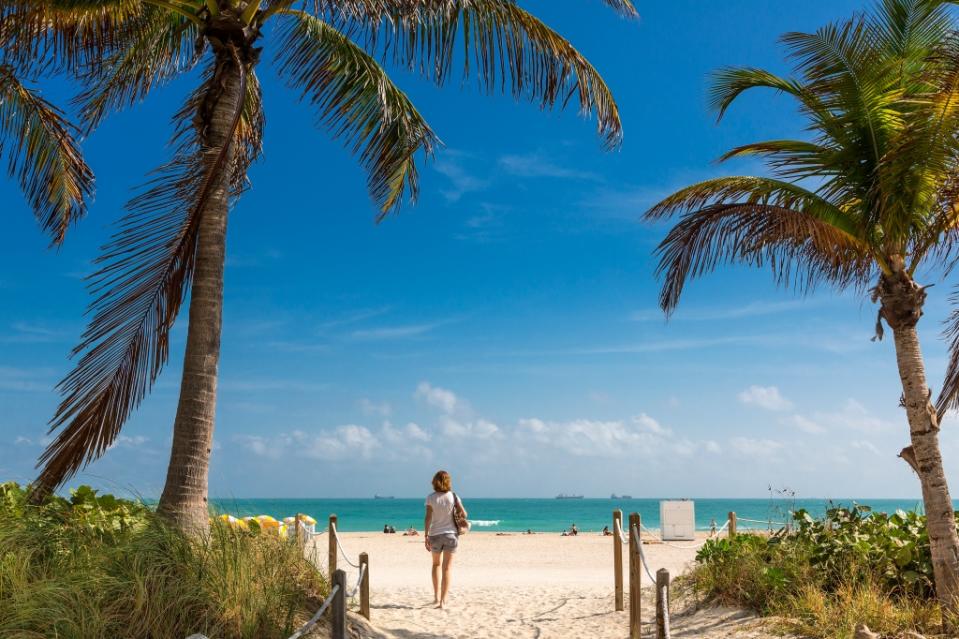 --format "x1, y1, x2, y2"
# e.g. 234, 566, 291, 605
20, 0, 636, 533
645, 0, 959, 610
